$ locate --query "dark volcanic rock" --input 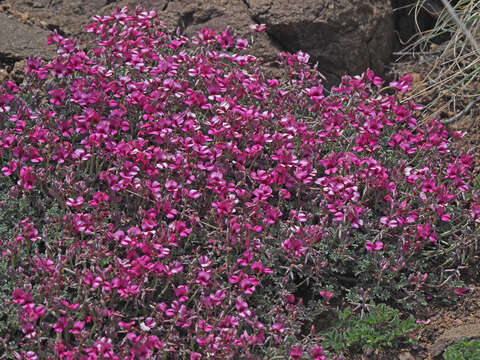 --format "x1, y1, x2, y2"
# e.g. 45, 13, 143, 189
1, 0, 395, 86
4, 0, 115, 36
97, 0, 281, 66
246, 0, 394, 85
0, 12, 56, 66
